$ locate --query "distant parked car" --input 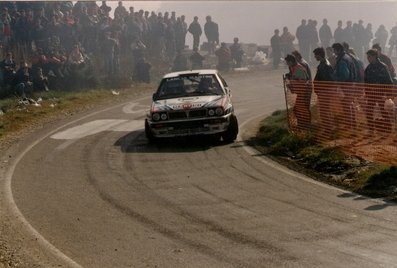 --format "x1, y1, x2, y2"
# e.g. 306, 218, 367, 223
145, 69, 238, 143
